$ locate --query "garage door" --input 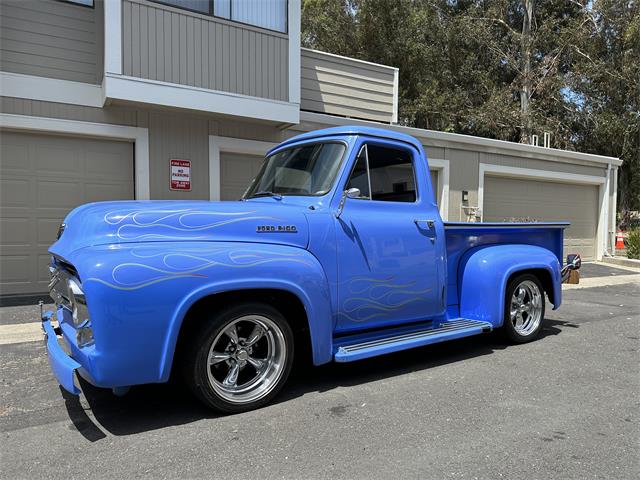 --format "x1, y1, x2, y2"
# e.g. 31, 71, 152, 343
429, 169, 439, 207
483, 176, 599, 260
0, 131, 134, 296
220, 152, 265, 200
